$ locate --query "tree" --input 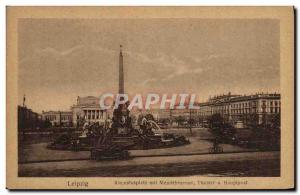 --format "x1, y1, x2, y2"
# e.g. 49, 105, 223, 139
248, 113, 259, 128
175, 116, 185, 126
42, 119, 52, 128
208, 113, 224, 129
159, 118, 170, 125
188, 118, 196, 126
208, 113, 235, 141
270, 113, 280, 129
